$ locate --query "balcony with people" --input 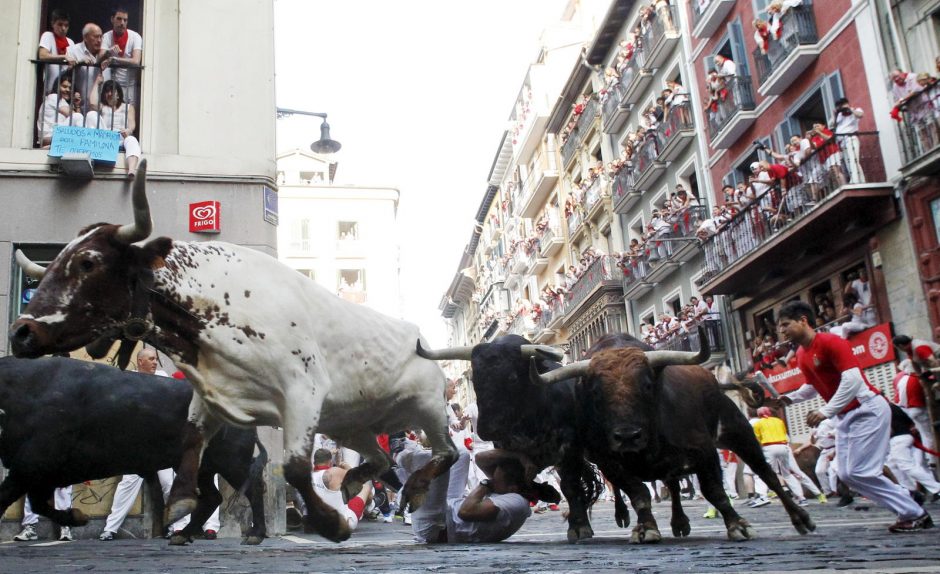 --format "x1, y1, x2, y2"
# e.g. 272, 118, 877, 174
619, 241, 653, 298
643, 305, 726, 357
896, 76, 940, 175
616, 32, 653, 108
690, 0, 735, 39
510, 83, 550, 163
564, 193, 587, 243
697, 131, 895, 296
560, 95, 598, 168
601, 67, 631, 134
638, 1, 680, 70
533, 294, 565, 343
633, 128, 666, 190
610, 156, 640, 214
752, 2, 820, 96
517, 145, 561, 218
535, 208, 564, 258
657, 99, 696, 161
563, 249, 624, 317
705, 62, 757, 149
583, 166, 607, 222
